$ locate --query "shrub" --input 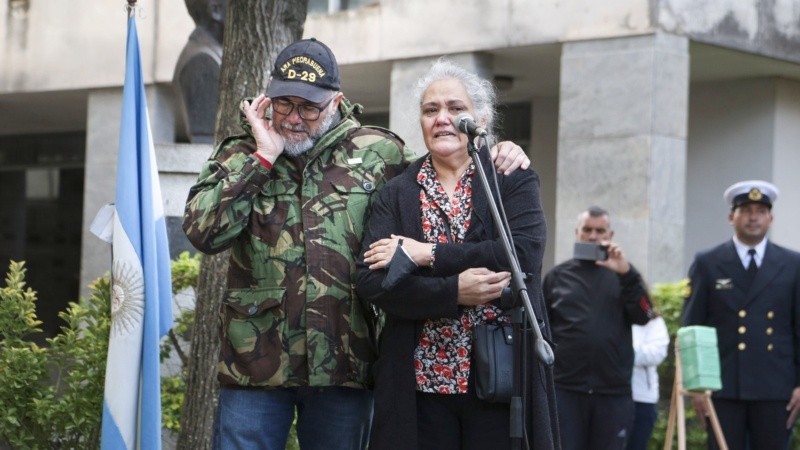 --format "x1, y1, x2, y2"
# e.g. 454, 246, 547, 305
0, 253, 200, 448
648, 279, 706, 449
160, 252, 201, 433
0, 253, 306, 449
0, 261, 110, 448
